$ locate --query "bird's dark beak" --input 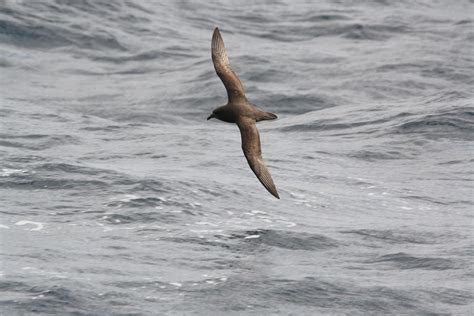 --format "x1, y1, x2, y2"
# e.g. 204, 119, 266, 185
207, 114, 215, 120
